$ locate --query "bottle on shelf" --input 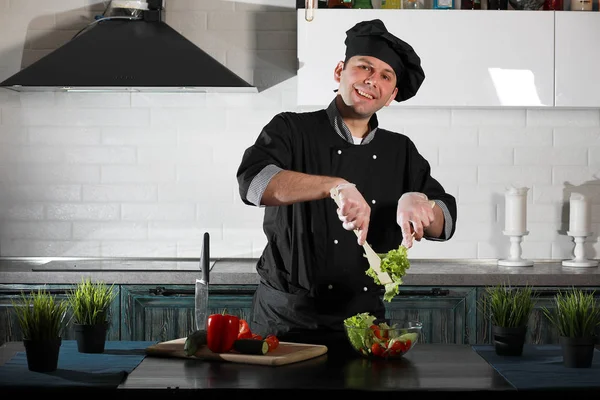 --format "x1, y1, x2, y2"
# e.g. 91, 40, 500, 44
542, 0, 563, 9
461, 0, 481, 8
403, 0, 425, 8
327, 0, 354, 7
570, 0, 592, 10
353, 0, 374, 7
381, 0, 402, 7
433, 0, 454, 8
487, 0, 508, 8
